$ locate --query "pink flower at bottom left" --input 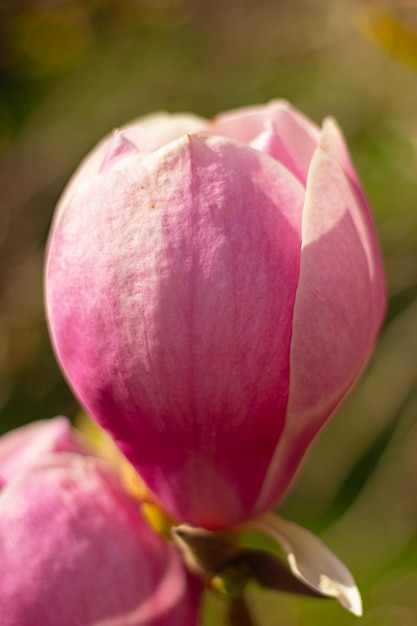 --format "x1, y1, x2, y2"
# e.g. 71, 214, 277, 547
0, 417, 202, 626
